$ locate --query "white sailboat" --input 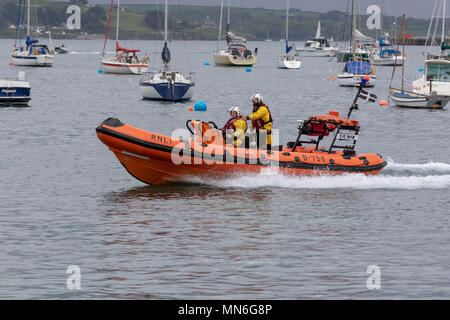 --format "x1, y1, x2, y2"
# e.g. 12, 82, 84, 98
278, 0, 300, 69
372, 33, 404, 66
296, 21, 338, 57
139, 0, 194, 101
11, 0, 54, 67
213, 0, 257, 66
337, 0, 376, 87
100, 0, 149, 75
371, 6, 404, 67
390, 7, 450, 108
